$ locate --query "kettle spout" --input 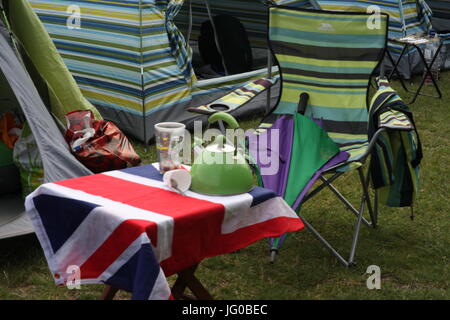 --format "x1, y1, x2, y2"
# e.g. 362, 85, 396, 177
192, 136, 204, 159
